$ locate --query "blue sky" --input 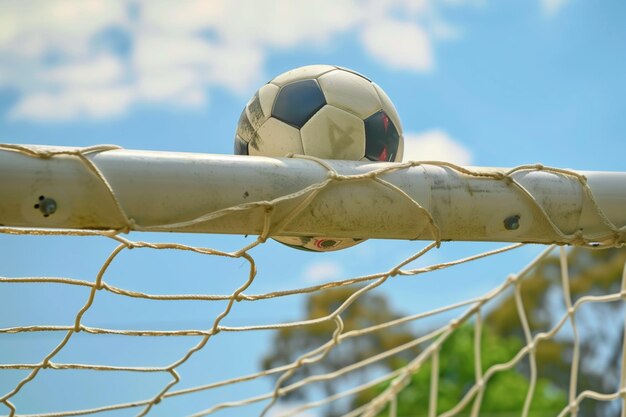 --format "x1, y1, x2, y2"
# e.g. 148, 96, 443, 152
1, 1, 626, 416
